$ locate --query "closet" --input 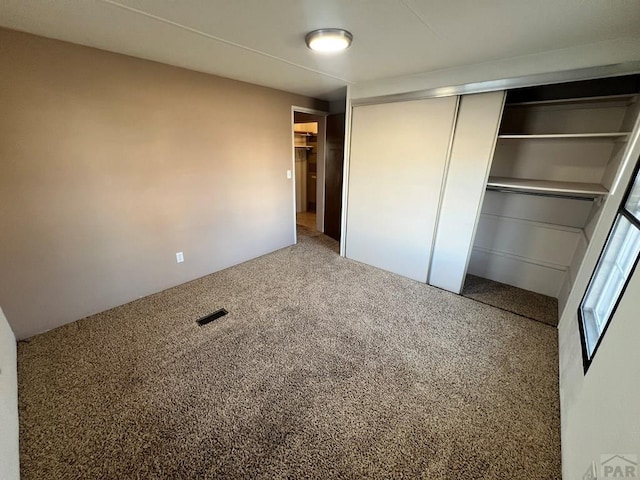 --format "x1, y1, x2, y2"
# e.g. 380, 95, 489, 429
294, 122, 318, 213
467, 76, 640, 314
344, 73, 640, 318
